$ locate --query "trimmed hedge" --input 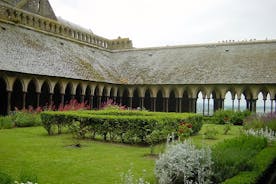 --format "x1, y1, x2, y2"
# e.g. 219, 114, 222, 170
223, 142, 276, 184
212, 110, 251, 125
211, 135, 267, 183
41, 110, 203, 144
